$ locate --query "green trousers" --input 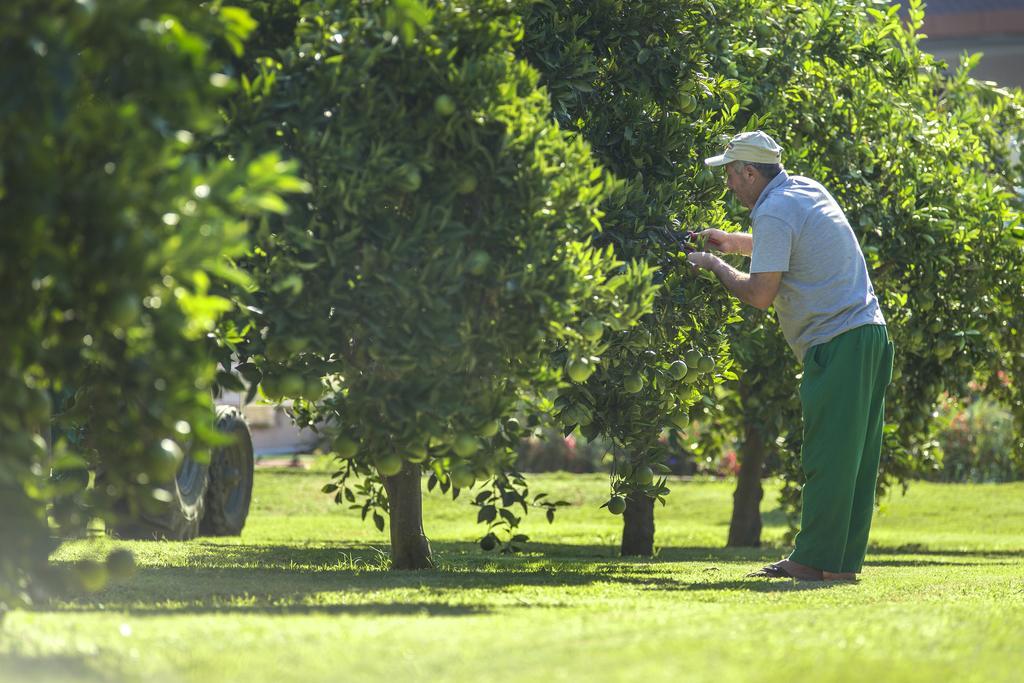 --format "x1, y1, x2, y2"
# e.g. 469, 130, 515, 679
789, 324, 894, 574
